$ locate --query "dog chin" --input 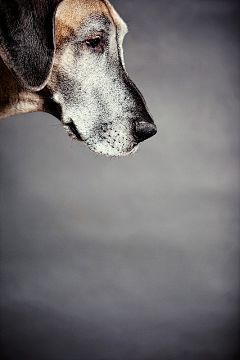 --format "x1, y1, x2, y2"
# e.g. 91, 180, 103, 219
85, 140, 139, 157
63, 124, 139, 157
